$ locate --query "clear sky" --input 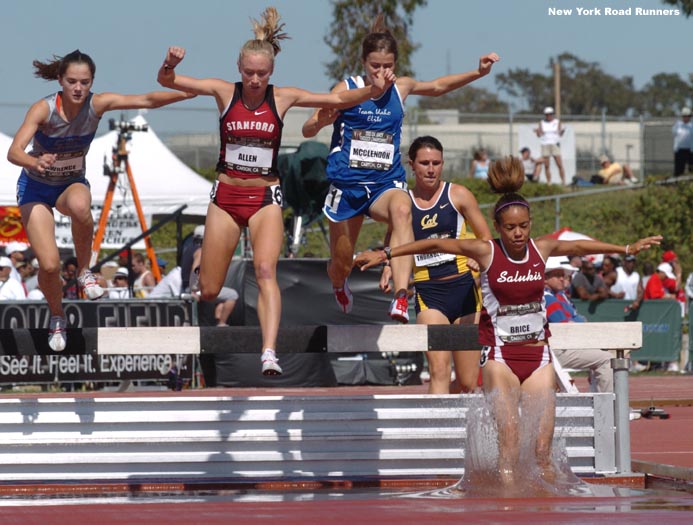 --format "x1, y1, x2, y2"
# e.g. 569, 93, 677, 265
0, 0, 690, 136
